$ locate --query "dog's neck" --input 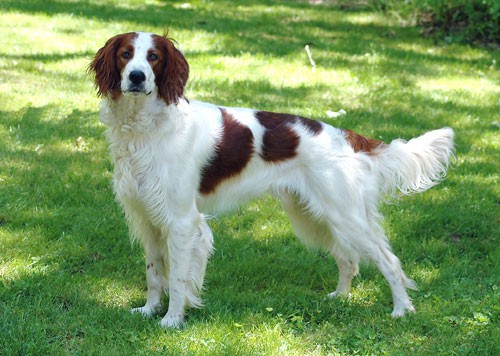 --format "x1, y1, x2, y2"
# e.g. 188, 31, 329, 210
100, 90, 188, 136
